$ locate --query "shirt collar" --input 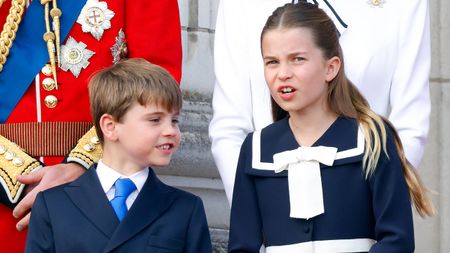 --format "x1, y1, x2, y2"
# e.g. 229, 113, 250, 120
96, 159, 149, 194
